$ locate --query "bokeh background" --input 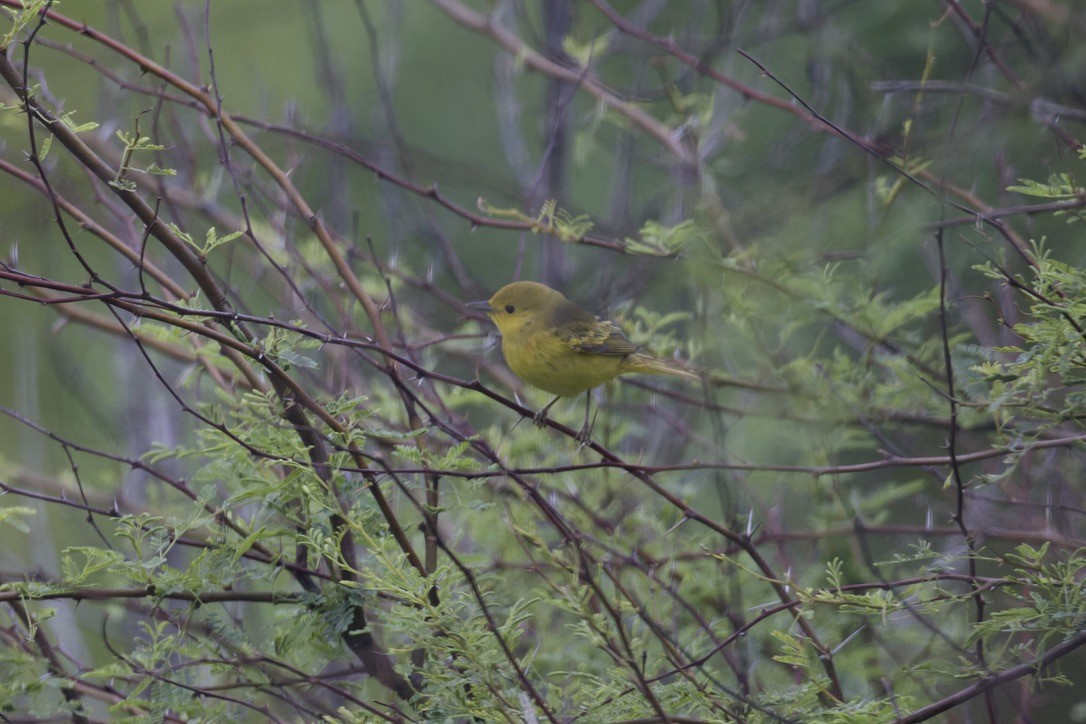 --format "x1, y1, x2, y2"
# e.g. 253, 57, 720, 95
2, 1, 1085, 720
